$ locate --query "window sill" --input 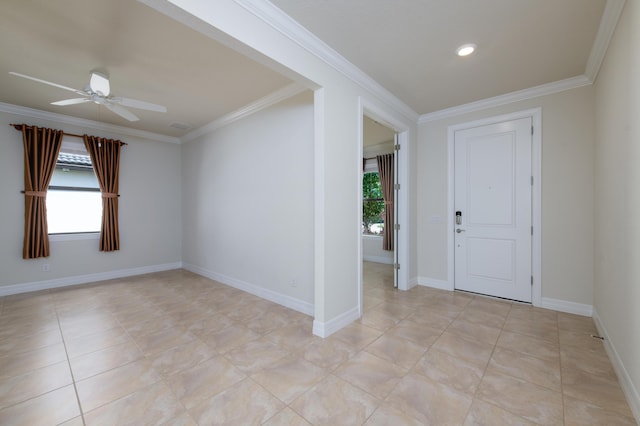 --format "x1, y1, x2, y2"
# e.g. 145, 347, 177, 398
362, 234, 383, 239
49, 232, 100, 242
